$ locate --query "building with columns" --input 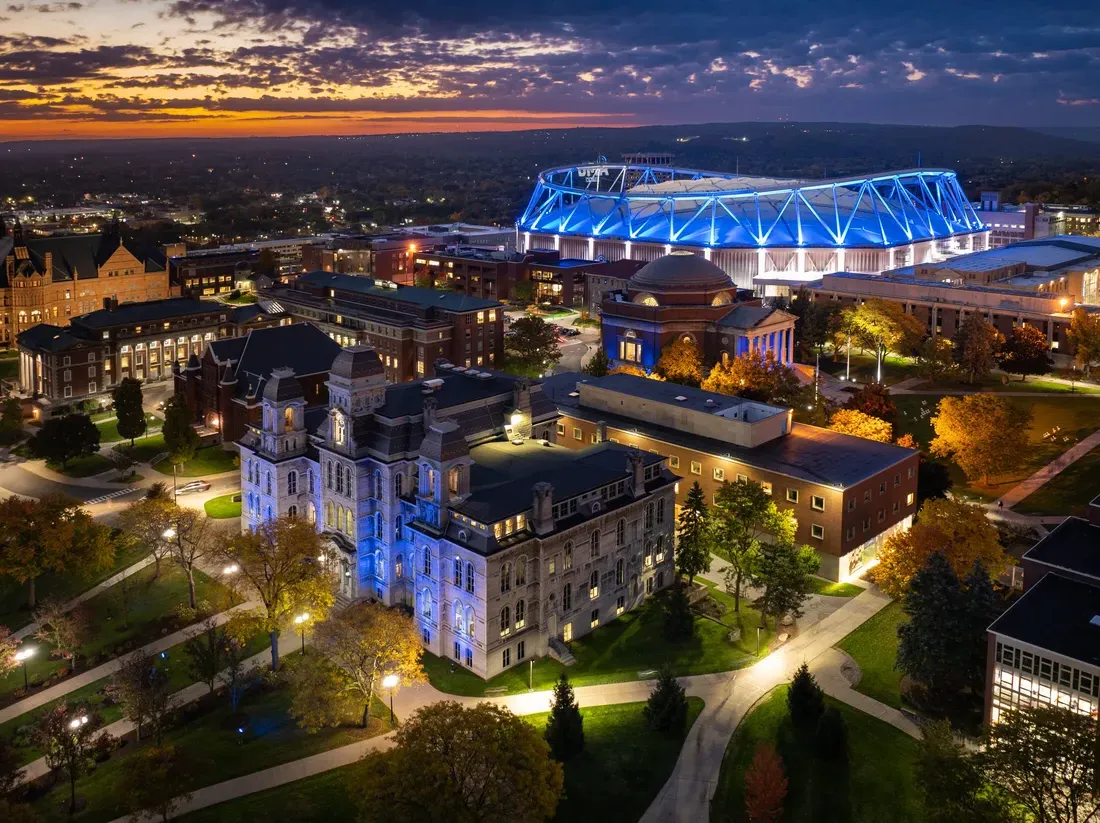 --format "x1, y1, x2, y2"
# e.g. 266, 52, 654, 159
599, 251, 796, 372
238, 353, 677, 679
